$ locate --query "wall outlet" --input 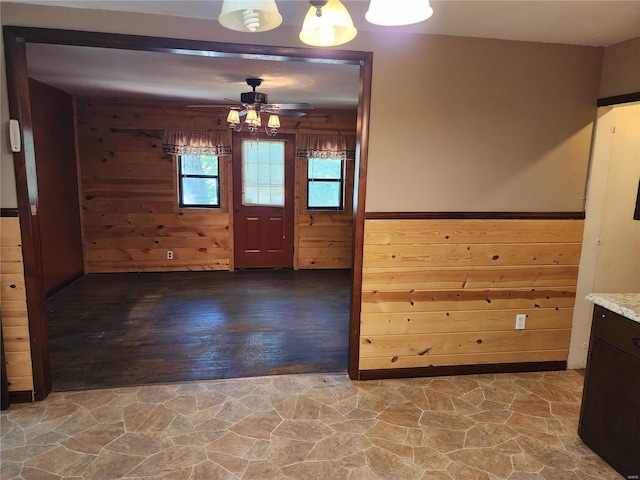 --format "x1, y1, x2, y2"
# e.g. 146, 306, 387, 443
167, 250, 174, 260
515, 314, 526, 330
